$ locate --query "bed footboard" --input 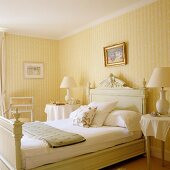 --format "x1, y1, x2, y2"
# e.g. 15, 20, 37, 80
0, 114, 23, 170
